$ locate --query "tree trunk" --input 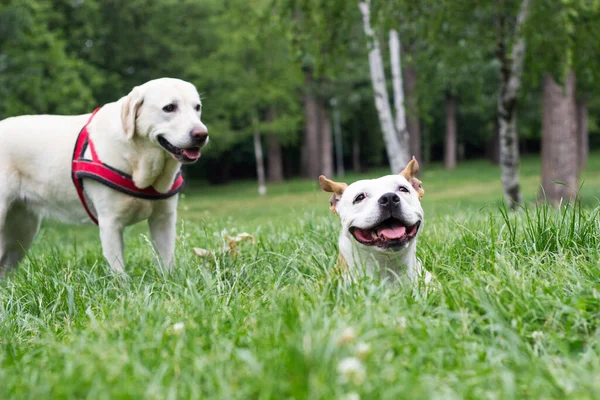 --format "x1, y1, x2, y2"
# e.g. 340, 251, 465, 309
444, 93, 457, 170
407, 117, 421, 162
403, 63, 421, 161
331, 98, 345, 178
352, 134, 361, 172
267, 134, 284, 182
389, 29, 411, 167
539, 72, 578, 206
266, 108, 284, 182
252, 111, 267, 196
301, 69, 320, 178
498, 107, 522, 207
358, 0, 407, 173
318, 97, 334, 178
496, 0, 530, 208
577, 98, 589, 172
